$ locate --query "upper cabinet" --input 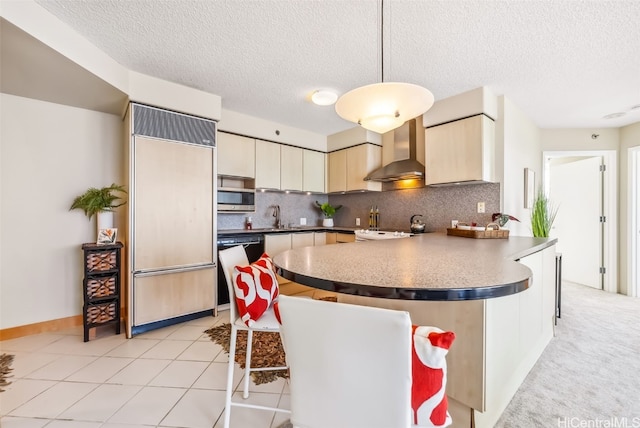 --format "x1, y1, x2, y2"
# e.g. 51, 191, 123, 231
303, 150, 326, 193
217, 132, 255, 178
425, 115, 495, 185
281, 145, 303, 191
328, 144, 382, 193
255, 139, 280, 189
